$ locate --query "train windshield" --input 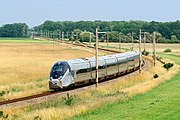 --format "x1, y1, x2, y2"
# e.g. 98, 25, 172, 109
50, 62, 69, 79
